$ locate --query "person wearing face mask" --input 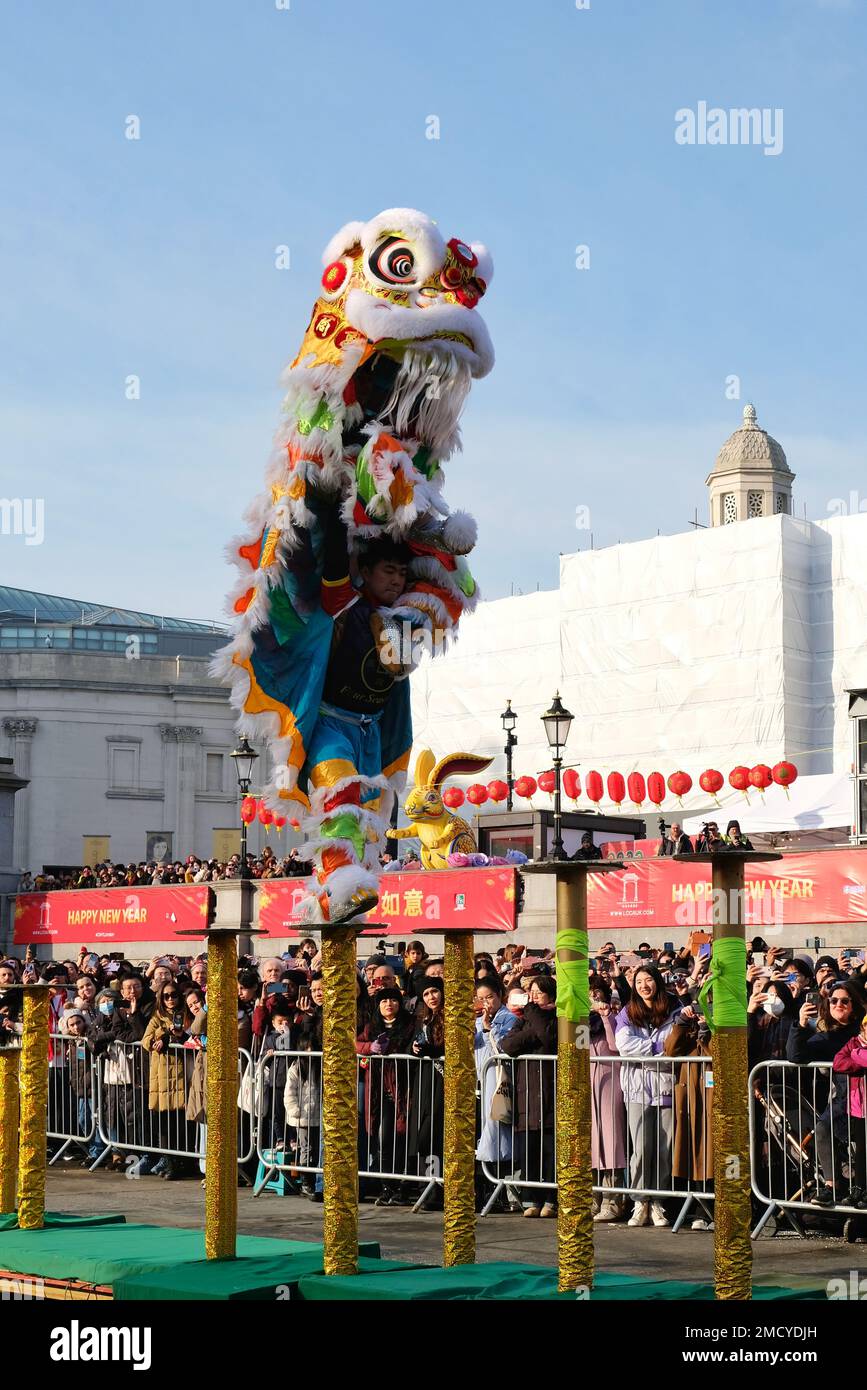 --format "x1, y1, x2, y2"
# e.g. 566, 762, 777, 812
748, 978, 799, 1069
356, 987, 416, 1205
786, 981, 866, 1208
